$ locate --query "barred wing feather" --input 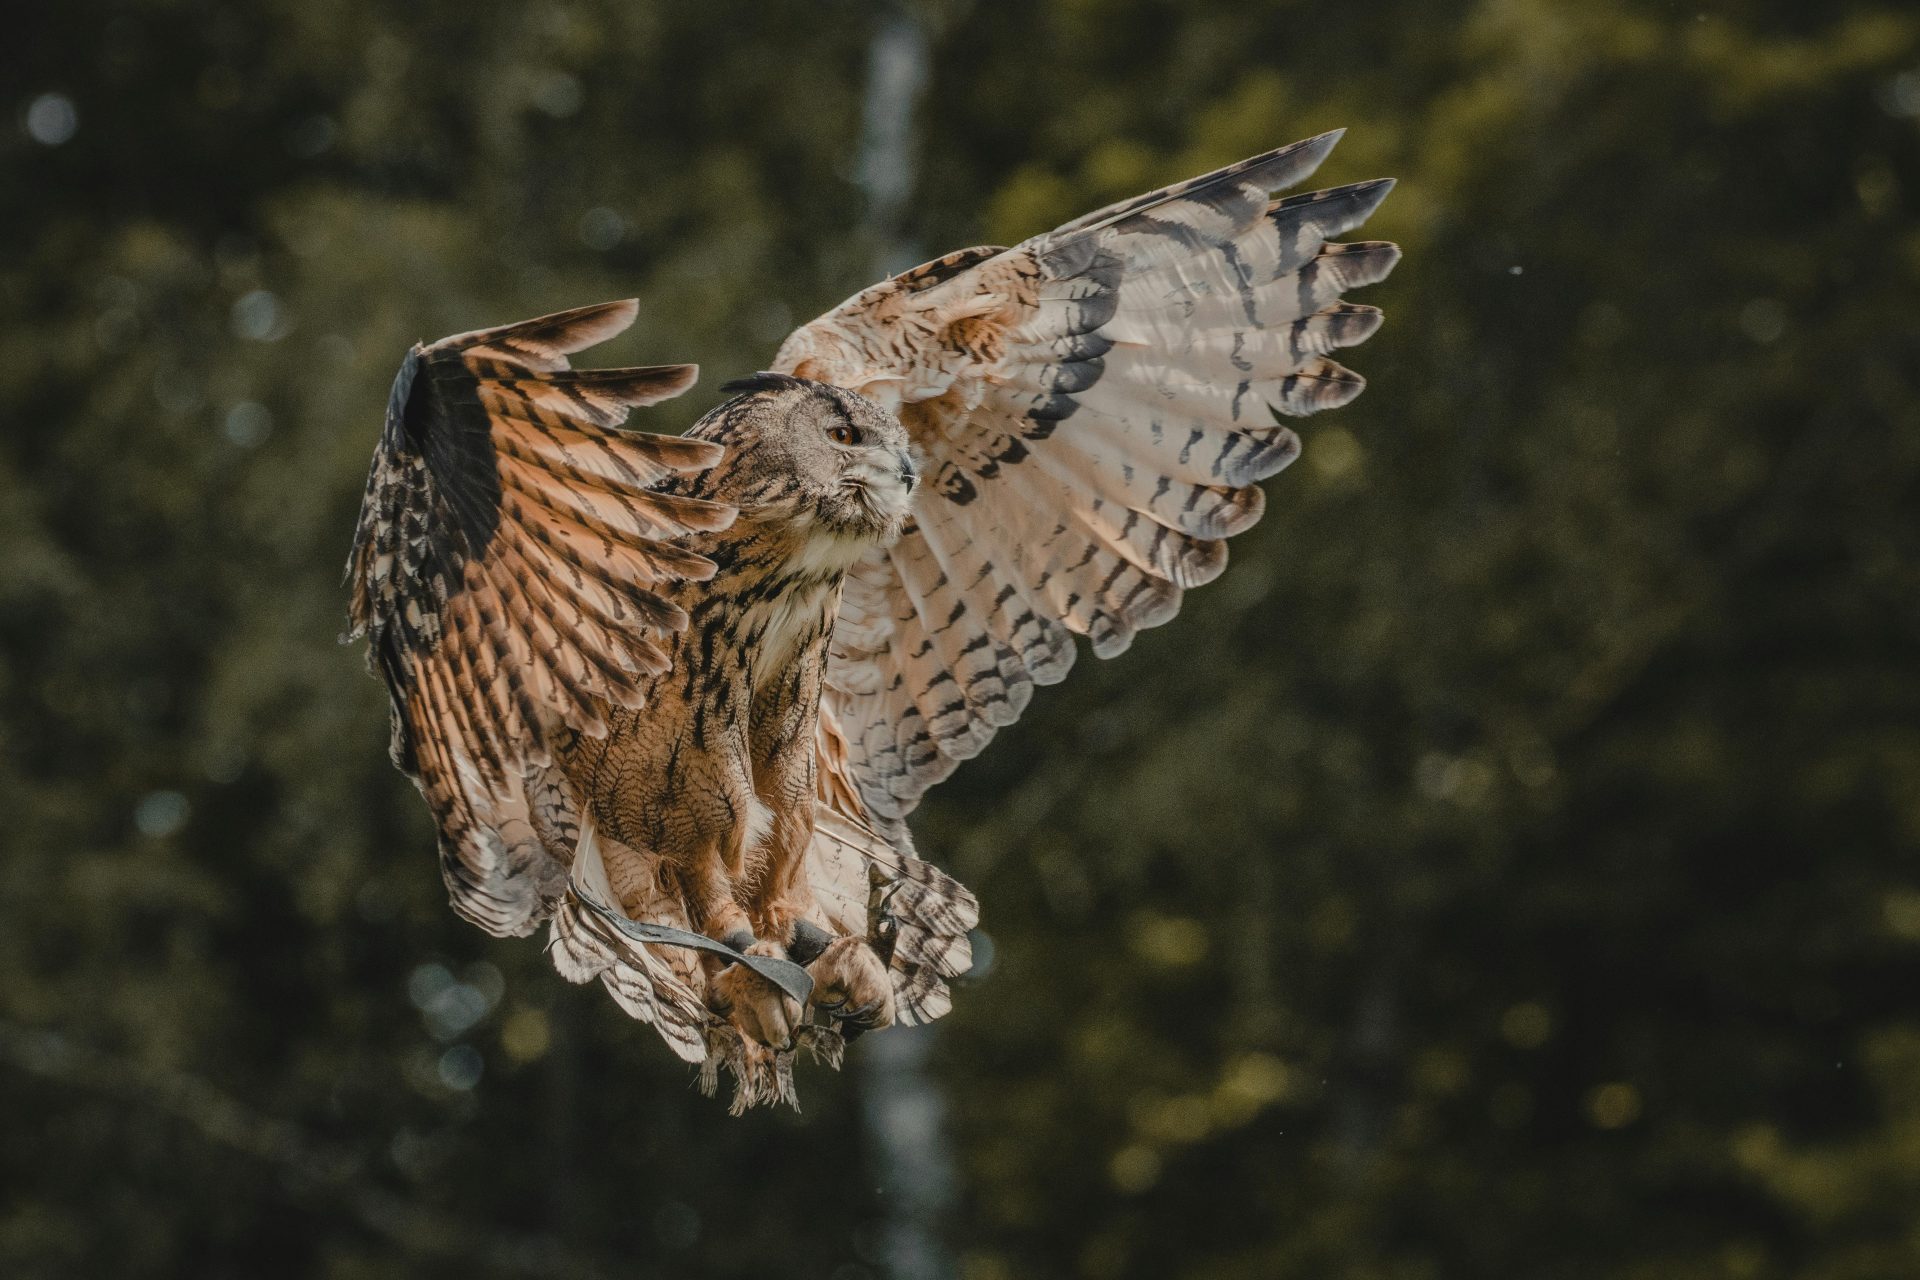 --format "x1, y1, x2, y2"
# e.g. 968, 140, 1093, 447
345, 300, 731, 938
774, 131, 1398, 823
